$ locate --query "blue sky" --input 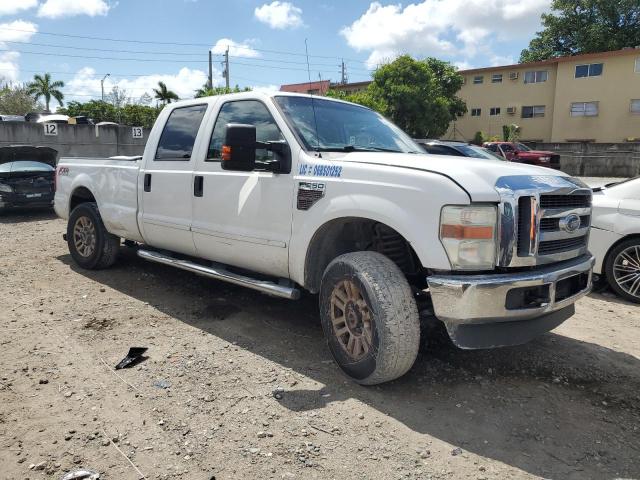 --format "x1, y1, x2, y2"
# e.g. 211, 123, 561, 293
0, 0, 551, 104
